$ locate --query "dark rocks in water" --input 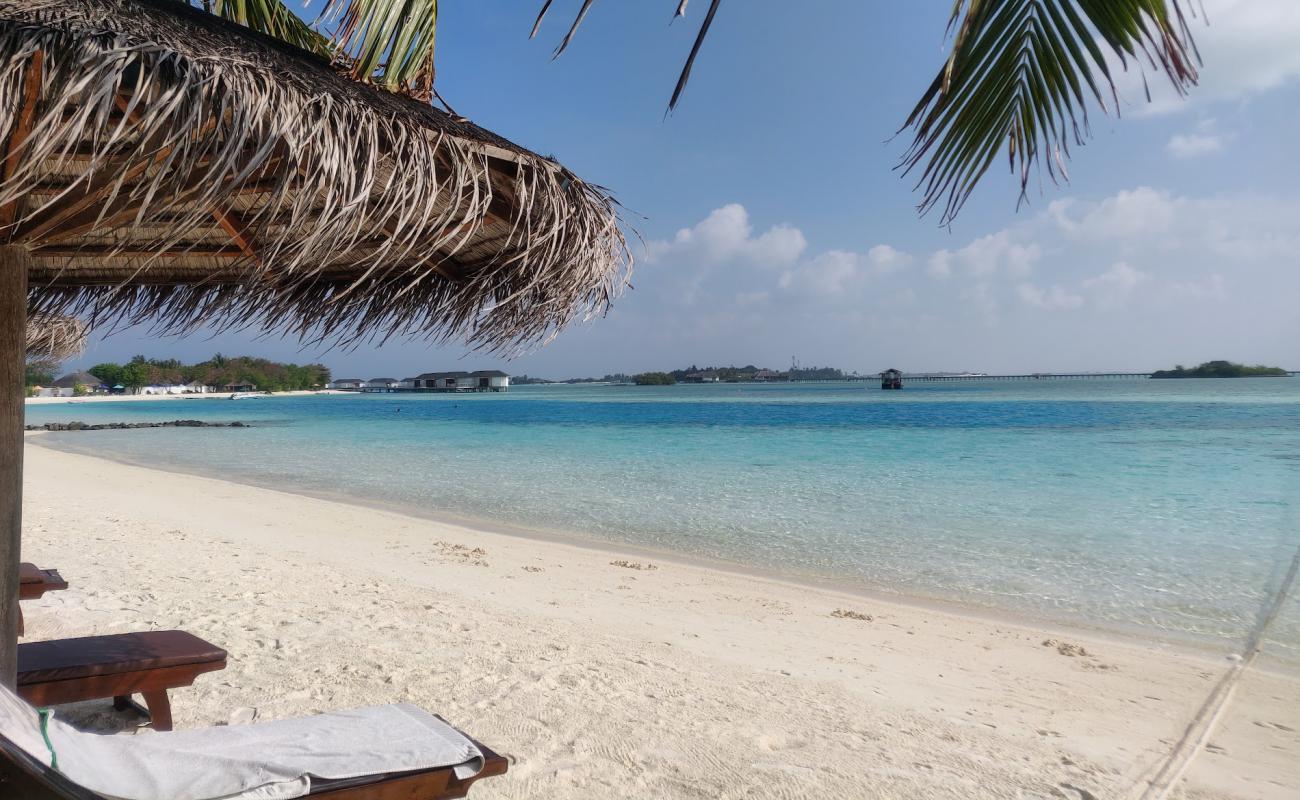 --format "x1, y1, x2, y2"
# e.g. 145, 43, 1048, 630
25, 420, 251, 432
